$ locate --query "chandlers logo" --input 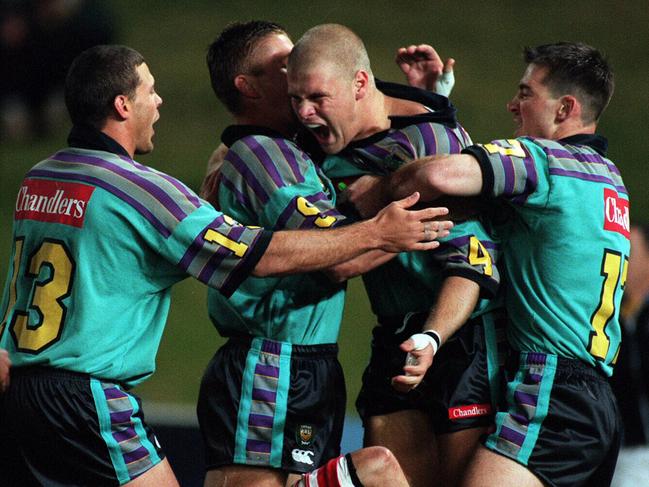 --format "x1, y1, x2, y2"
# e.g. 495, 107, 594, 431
603, 188, 630, 238
15, 179, 95, 228
448, 403, 492, 420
